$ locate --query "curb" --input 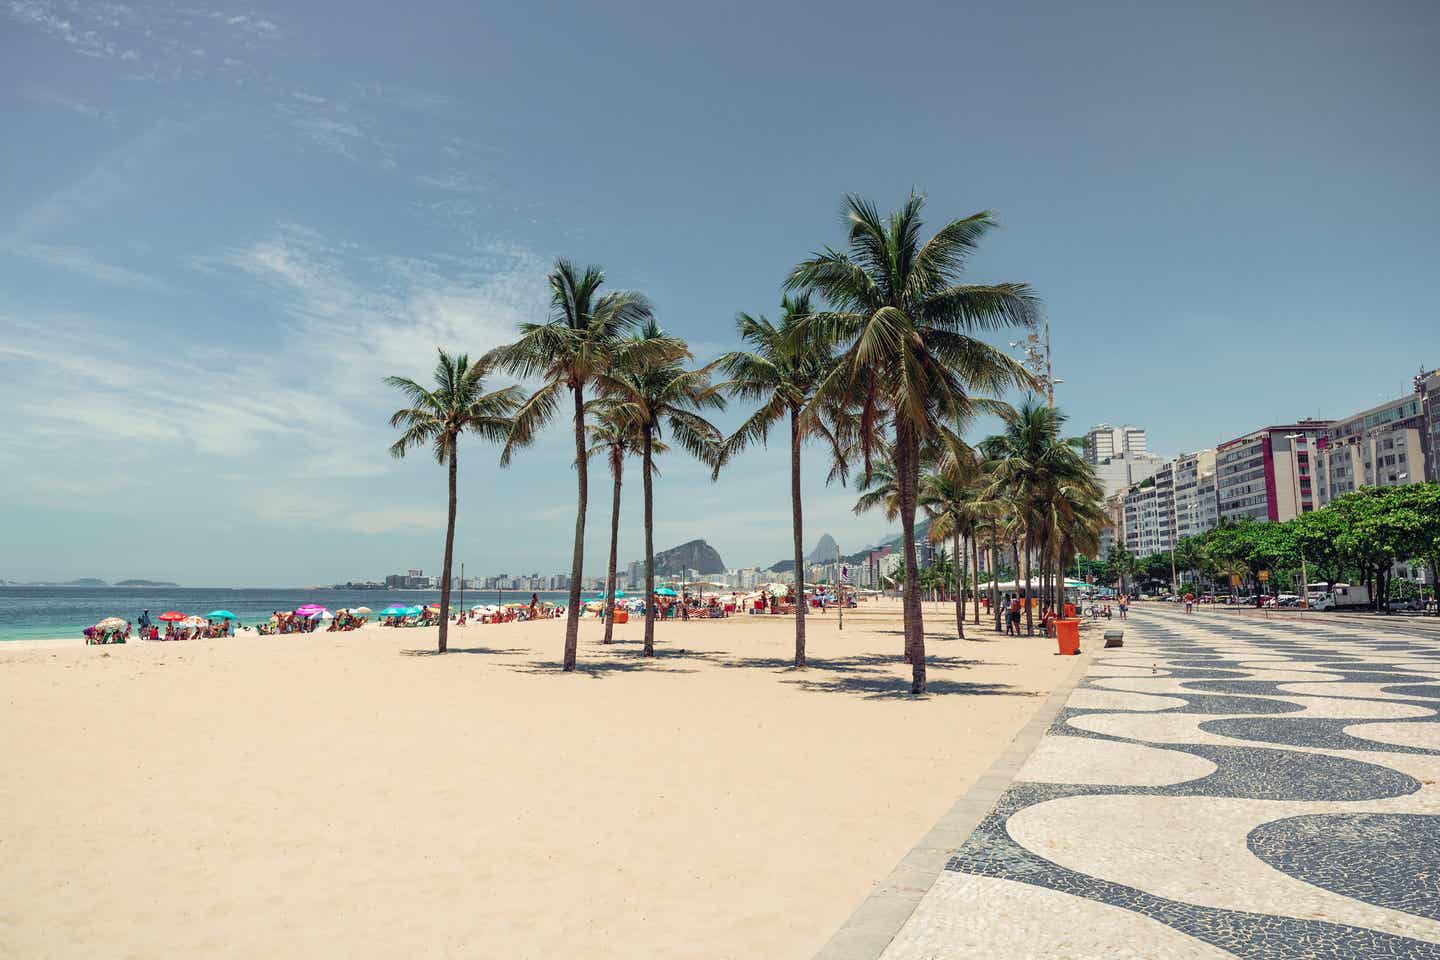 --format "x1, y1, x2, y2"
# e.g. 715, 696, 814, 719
812, 640, 1095, 960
